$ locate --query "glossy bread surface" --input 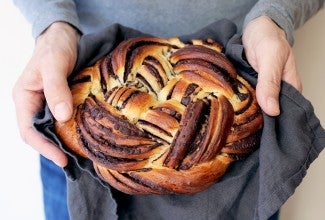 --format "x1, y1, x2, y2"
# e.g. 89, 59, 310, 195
54, 37, 263, 194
